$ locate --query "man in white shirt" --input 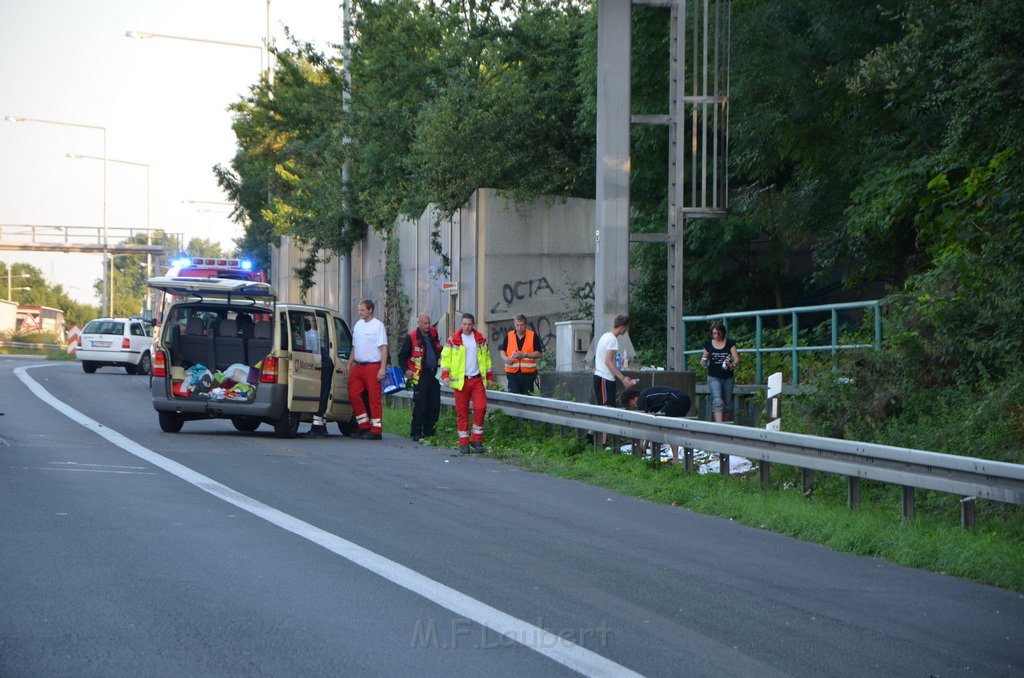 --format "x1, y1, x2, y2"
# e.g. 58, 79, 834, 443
348, 299, 389, 440
590, 314, 637, 448
594, 314, 637, 409
304, 317, 320, 353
